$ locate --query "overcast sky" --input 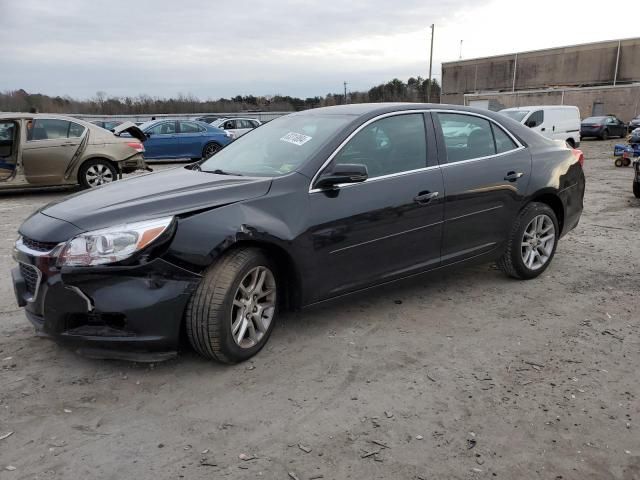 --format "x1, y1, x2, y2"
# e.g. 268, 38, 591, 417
0, 0, 628, 100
